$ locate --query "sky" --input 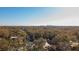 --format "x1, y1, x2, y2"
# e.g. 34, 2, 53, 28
0, 7, 79, 26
